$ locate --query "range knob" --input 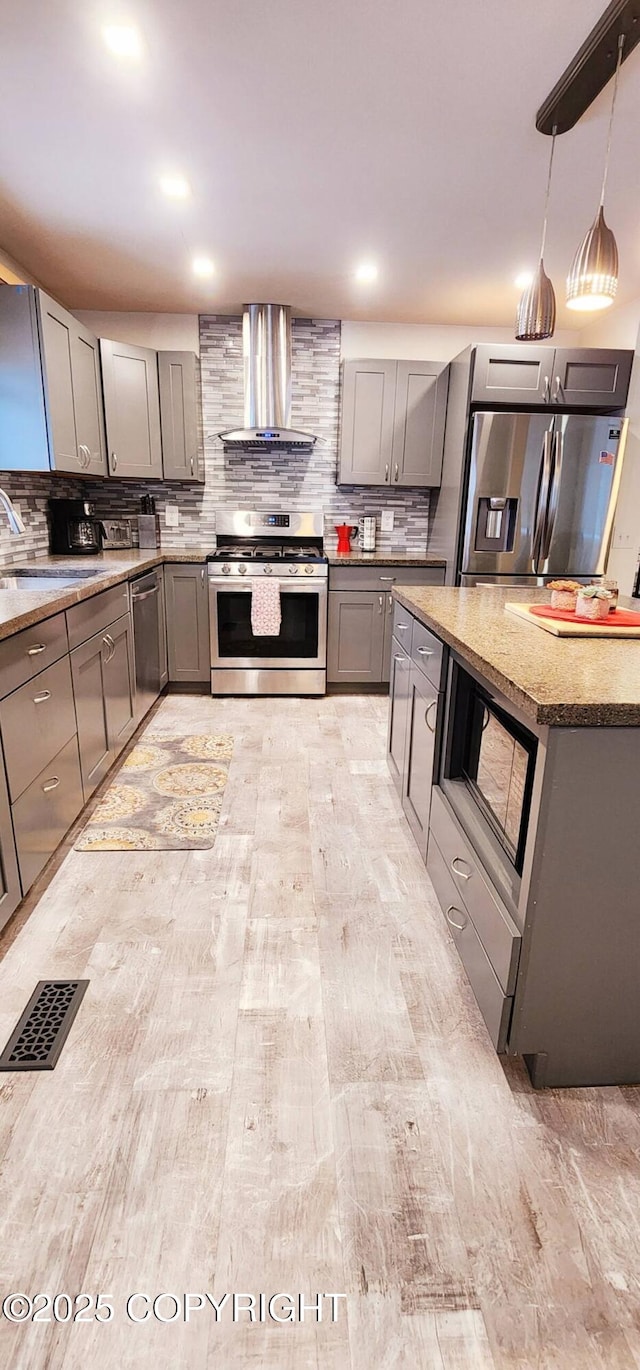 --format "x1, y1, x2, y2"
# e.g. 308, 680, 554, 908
263, 564, 273, 575
221, 563, 231, 575
238, 563, 247, 575
289, 564, 300, 575
304, 563, 314, 575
